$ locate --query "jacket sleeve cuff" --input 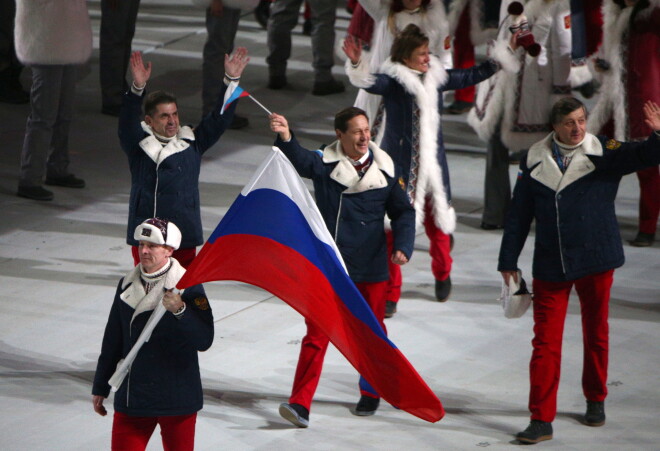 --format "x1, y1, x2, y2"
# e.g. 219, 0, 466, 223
488, 39, 521, 74
345, 51, 376, 89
